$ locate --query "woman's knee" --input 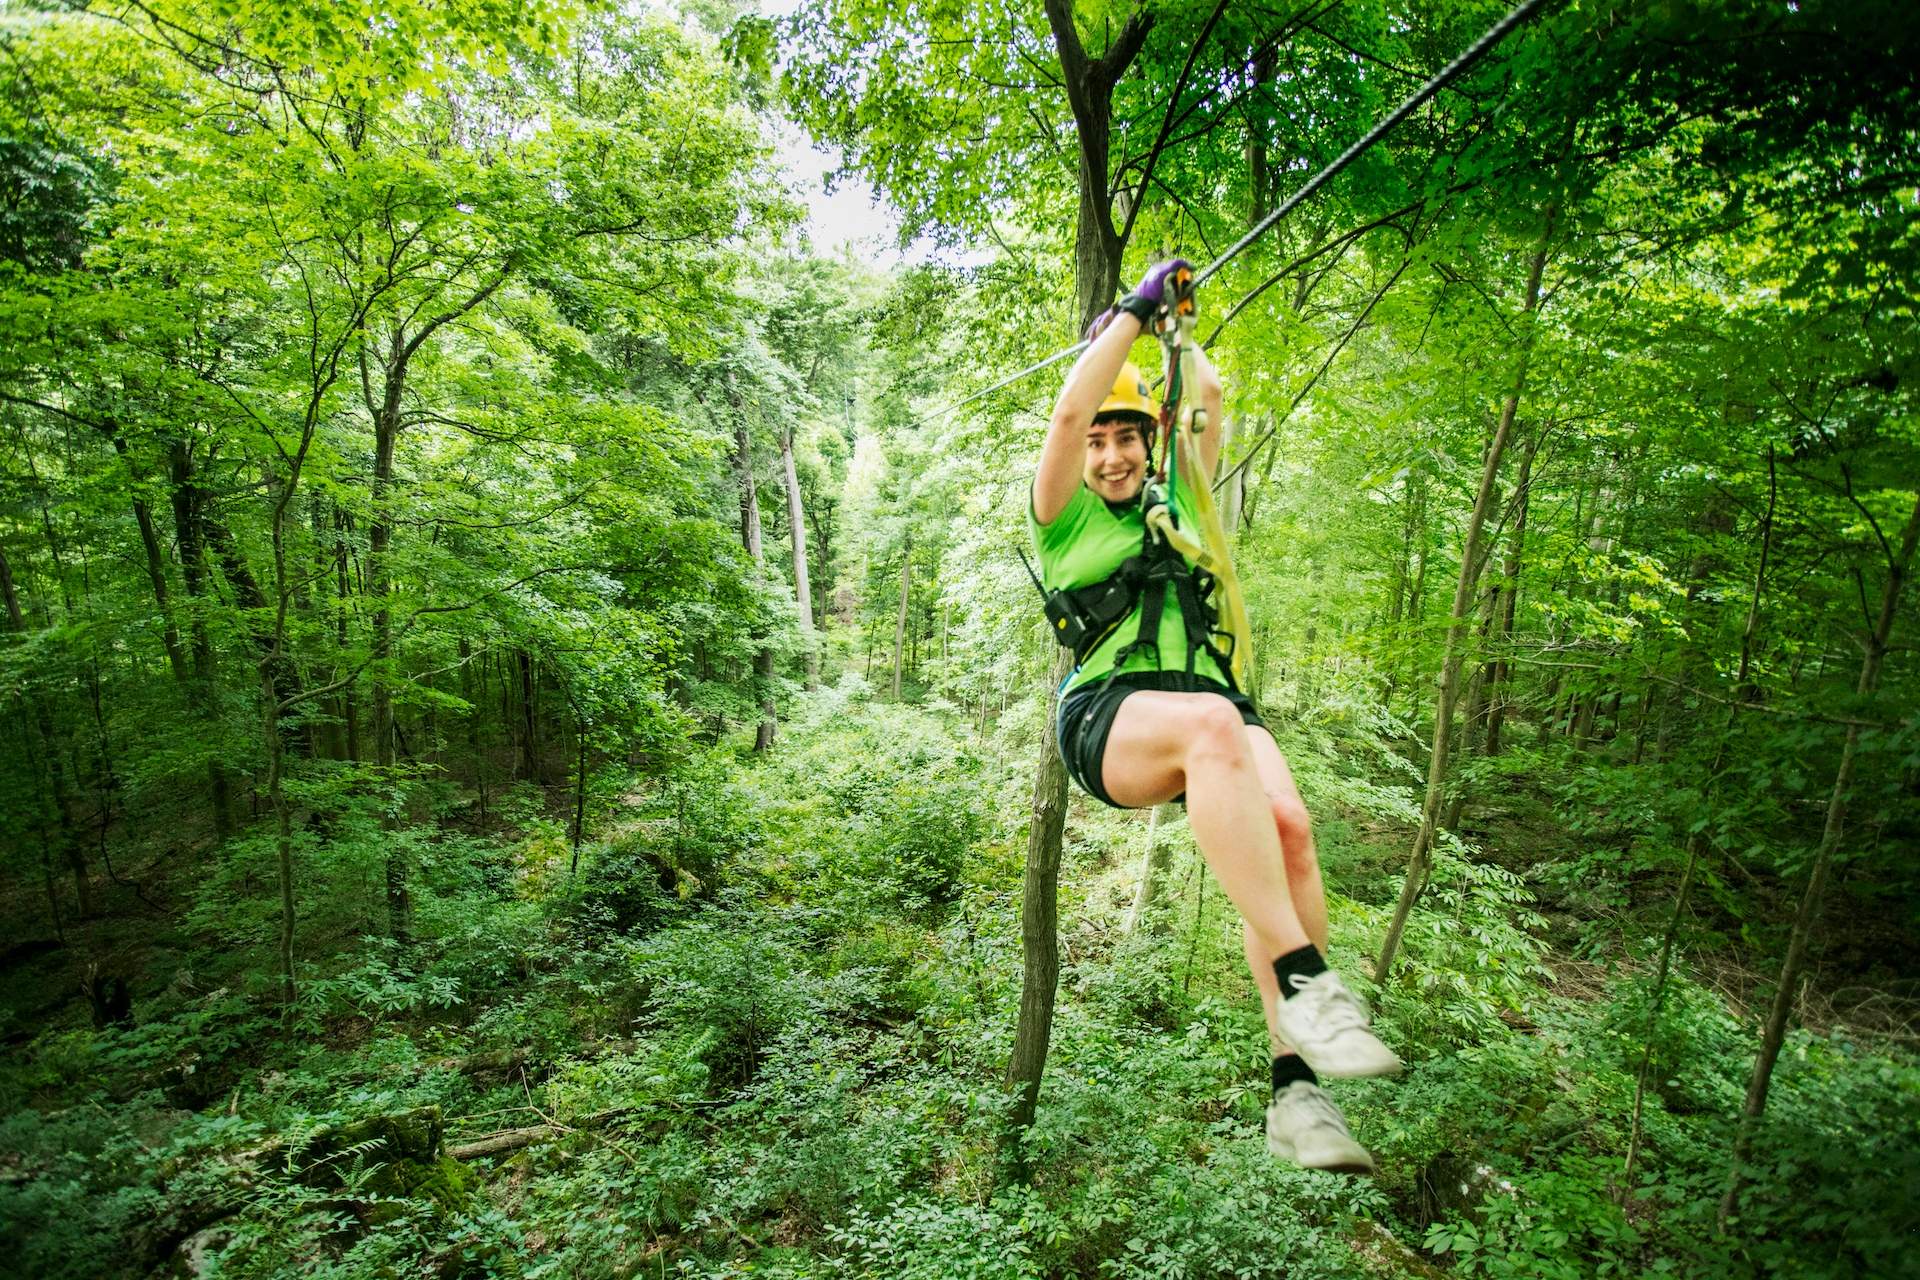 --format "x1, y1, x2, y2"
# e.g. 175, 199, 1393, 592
1184, 696, 1252, 768
1271, 795, 1315, 863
